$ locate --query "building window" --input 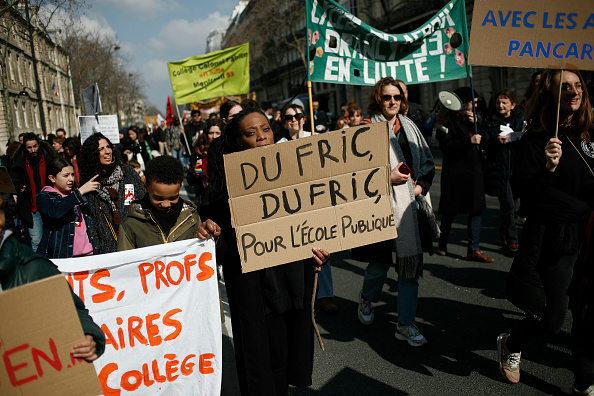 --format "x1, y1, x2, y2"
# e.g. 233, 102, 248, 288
8, 52, 14, 82
33, 104, 39, 128
22, 102, 28, 128
16, 55, 22, 83
29, 62, 34, 86
13, 102, 20, 128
